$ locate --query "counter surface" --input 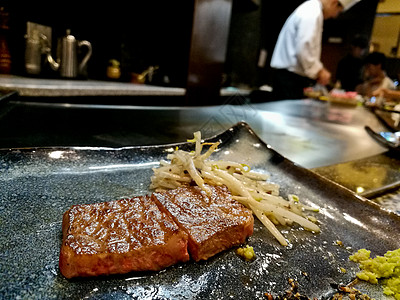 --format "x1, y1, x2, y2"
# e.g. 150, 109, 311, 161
0, 75, 248, 97
0, 95, 387, 168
